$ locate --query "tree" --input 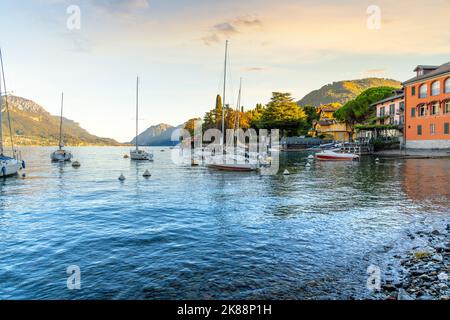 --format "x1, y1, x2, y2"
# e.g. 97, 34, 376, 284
334, 86, 398, 137
301, 104, 320, 132
256, 92, 307, 136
